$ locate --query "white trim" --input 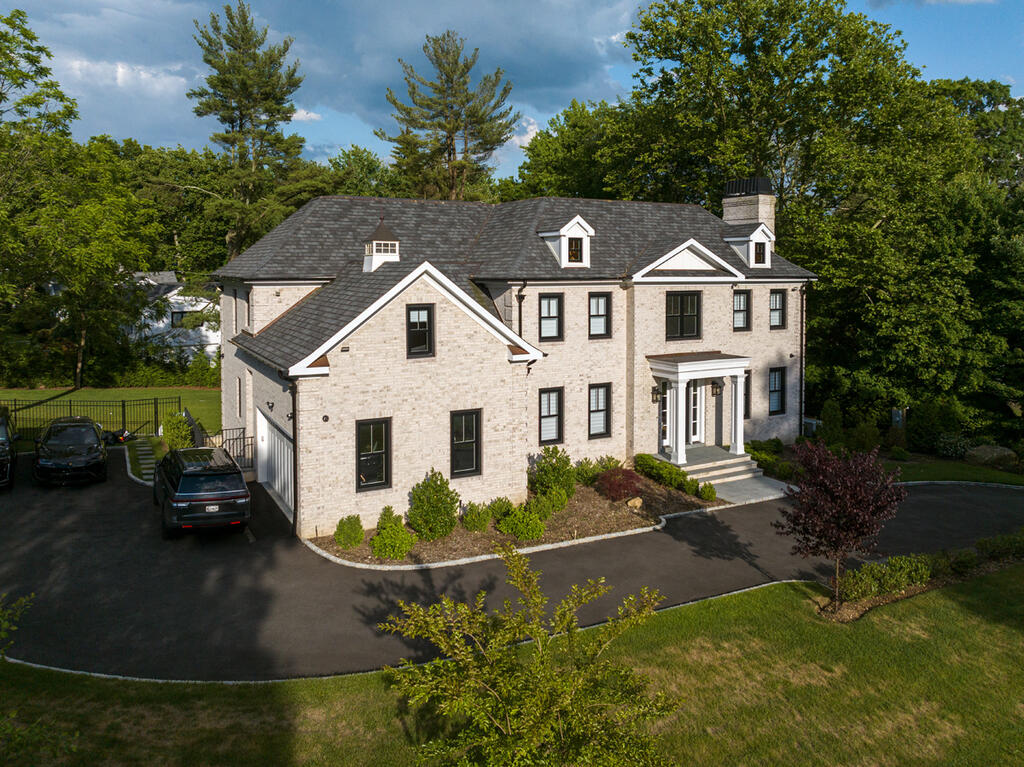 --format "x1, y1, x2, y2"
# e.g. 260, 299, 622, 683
536, 214, 595, 238
722, 222, 776, 242
287, 262, 543, 376
633, 238, 745, 281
